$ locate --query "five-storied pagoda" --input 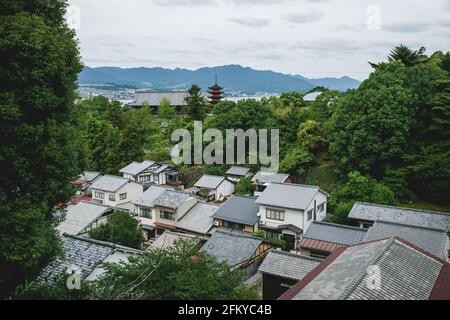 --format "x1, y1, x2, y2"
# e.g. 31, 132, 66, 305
208, 75, 224, 107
